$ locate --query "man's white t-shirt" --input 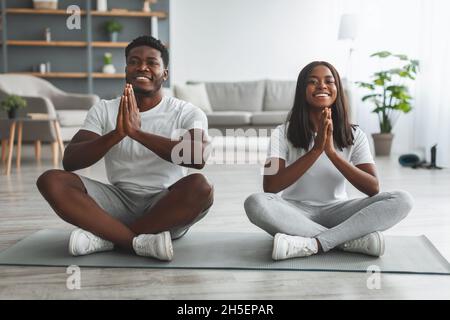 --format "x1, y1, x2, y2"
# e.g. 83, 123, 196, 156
81, 96, 209, 194
267, 124, 374, 205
